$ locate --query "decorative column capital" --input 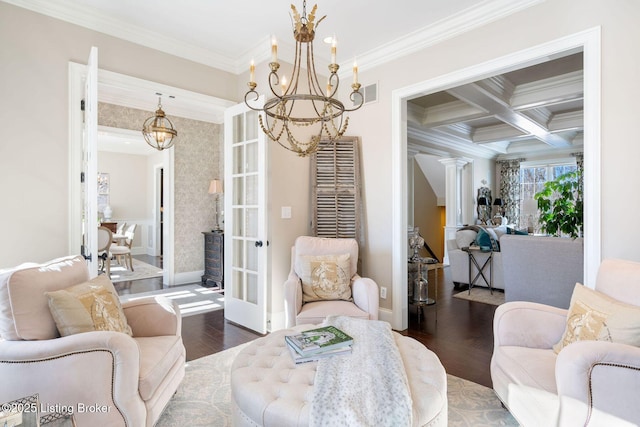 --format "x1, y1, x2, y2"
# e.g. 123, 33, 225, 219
438, 158, 469, 169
